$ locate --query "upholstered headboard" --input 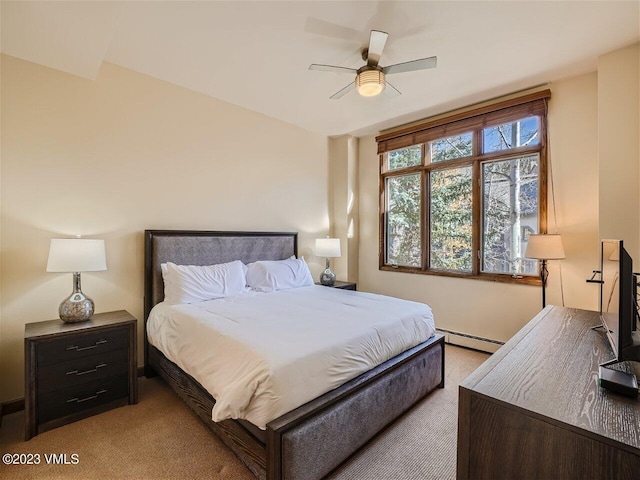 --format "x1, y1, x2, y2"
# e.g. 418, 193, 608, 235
143, 230, 297, 373
144, 230, 297, 320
